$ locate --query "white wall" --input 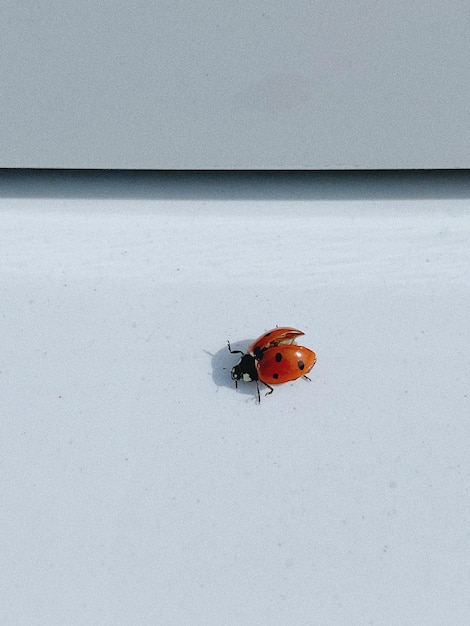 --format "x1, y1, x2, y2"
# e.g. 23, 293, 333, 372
2, 2, 470, 168
1, 172, 469, 624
